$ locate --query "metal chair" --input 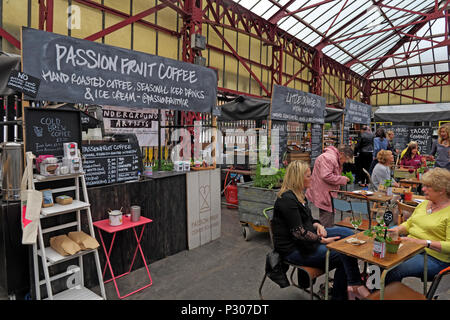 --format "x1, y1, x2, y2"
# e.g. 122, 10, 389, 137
331, 190, 373, 231
259, 207, 325, 300
362, 168, 376, 191
367, 266, 450, 300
